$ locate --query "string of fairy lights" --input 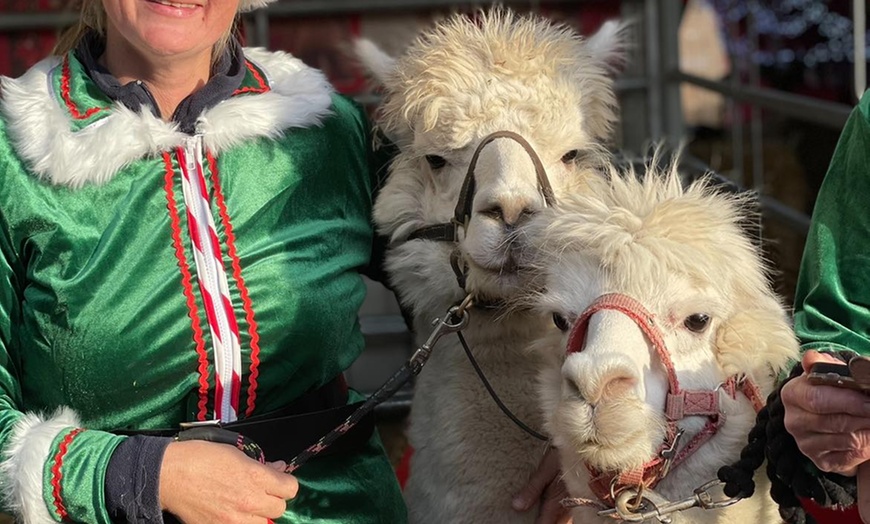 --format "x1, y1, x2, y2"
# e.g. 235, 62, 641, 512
709, 0, 869, 68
